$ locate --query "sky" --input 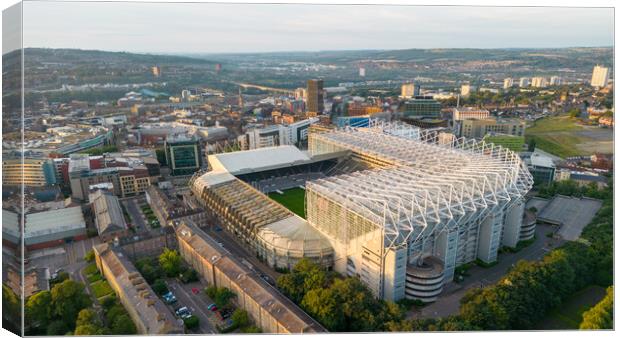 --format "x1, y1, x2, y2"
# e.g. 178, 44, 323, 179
17, 1, 615, 54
